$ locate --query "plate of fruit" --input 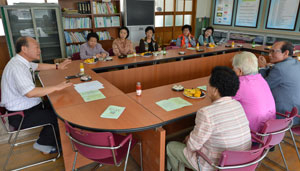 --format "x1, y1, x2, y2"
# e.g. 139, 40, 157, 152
84, 58, 97, 64
183, 88, 206, 99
